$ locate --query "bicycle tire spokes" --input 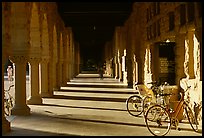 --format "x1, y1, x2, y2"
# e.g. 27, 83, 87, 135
143, 96, 154, 115
145, 105, 171, 136
185, 105, 199, 132
126, 95, 143, 117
